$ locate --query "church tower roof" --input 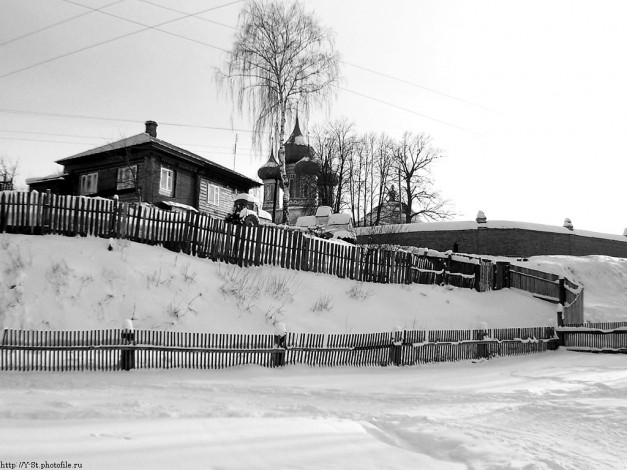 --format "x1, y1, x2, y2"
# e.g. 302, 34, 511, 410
284, 117, 313, 164
257, 148, 281, 181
